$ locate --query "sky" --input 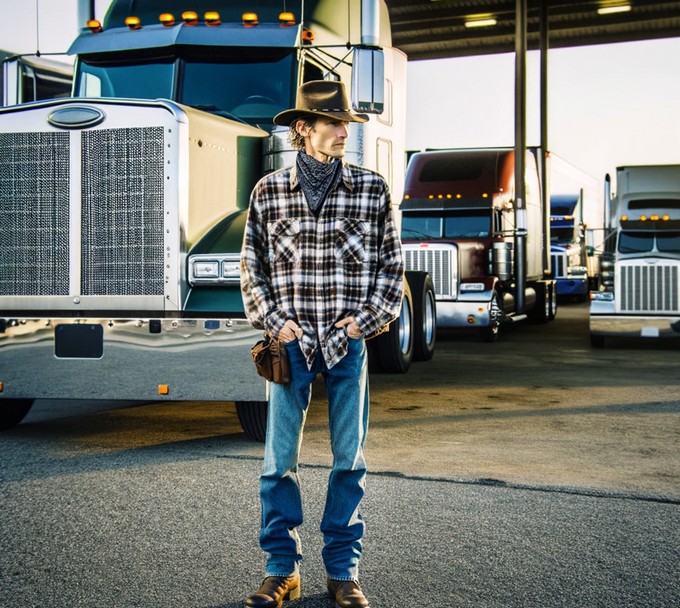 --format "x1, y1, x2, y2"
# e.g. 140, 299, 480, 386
1, 0, 679, 206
